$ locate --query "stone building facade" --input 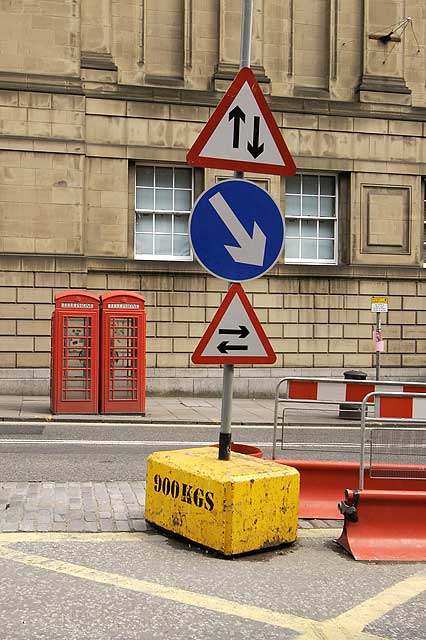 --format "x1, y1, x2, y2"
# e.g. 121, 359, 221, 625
1, 0, 426, 395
